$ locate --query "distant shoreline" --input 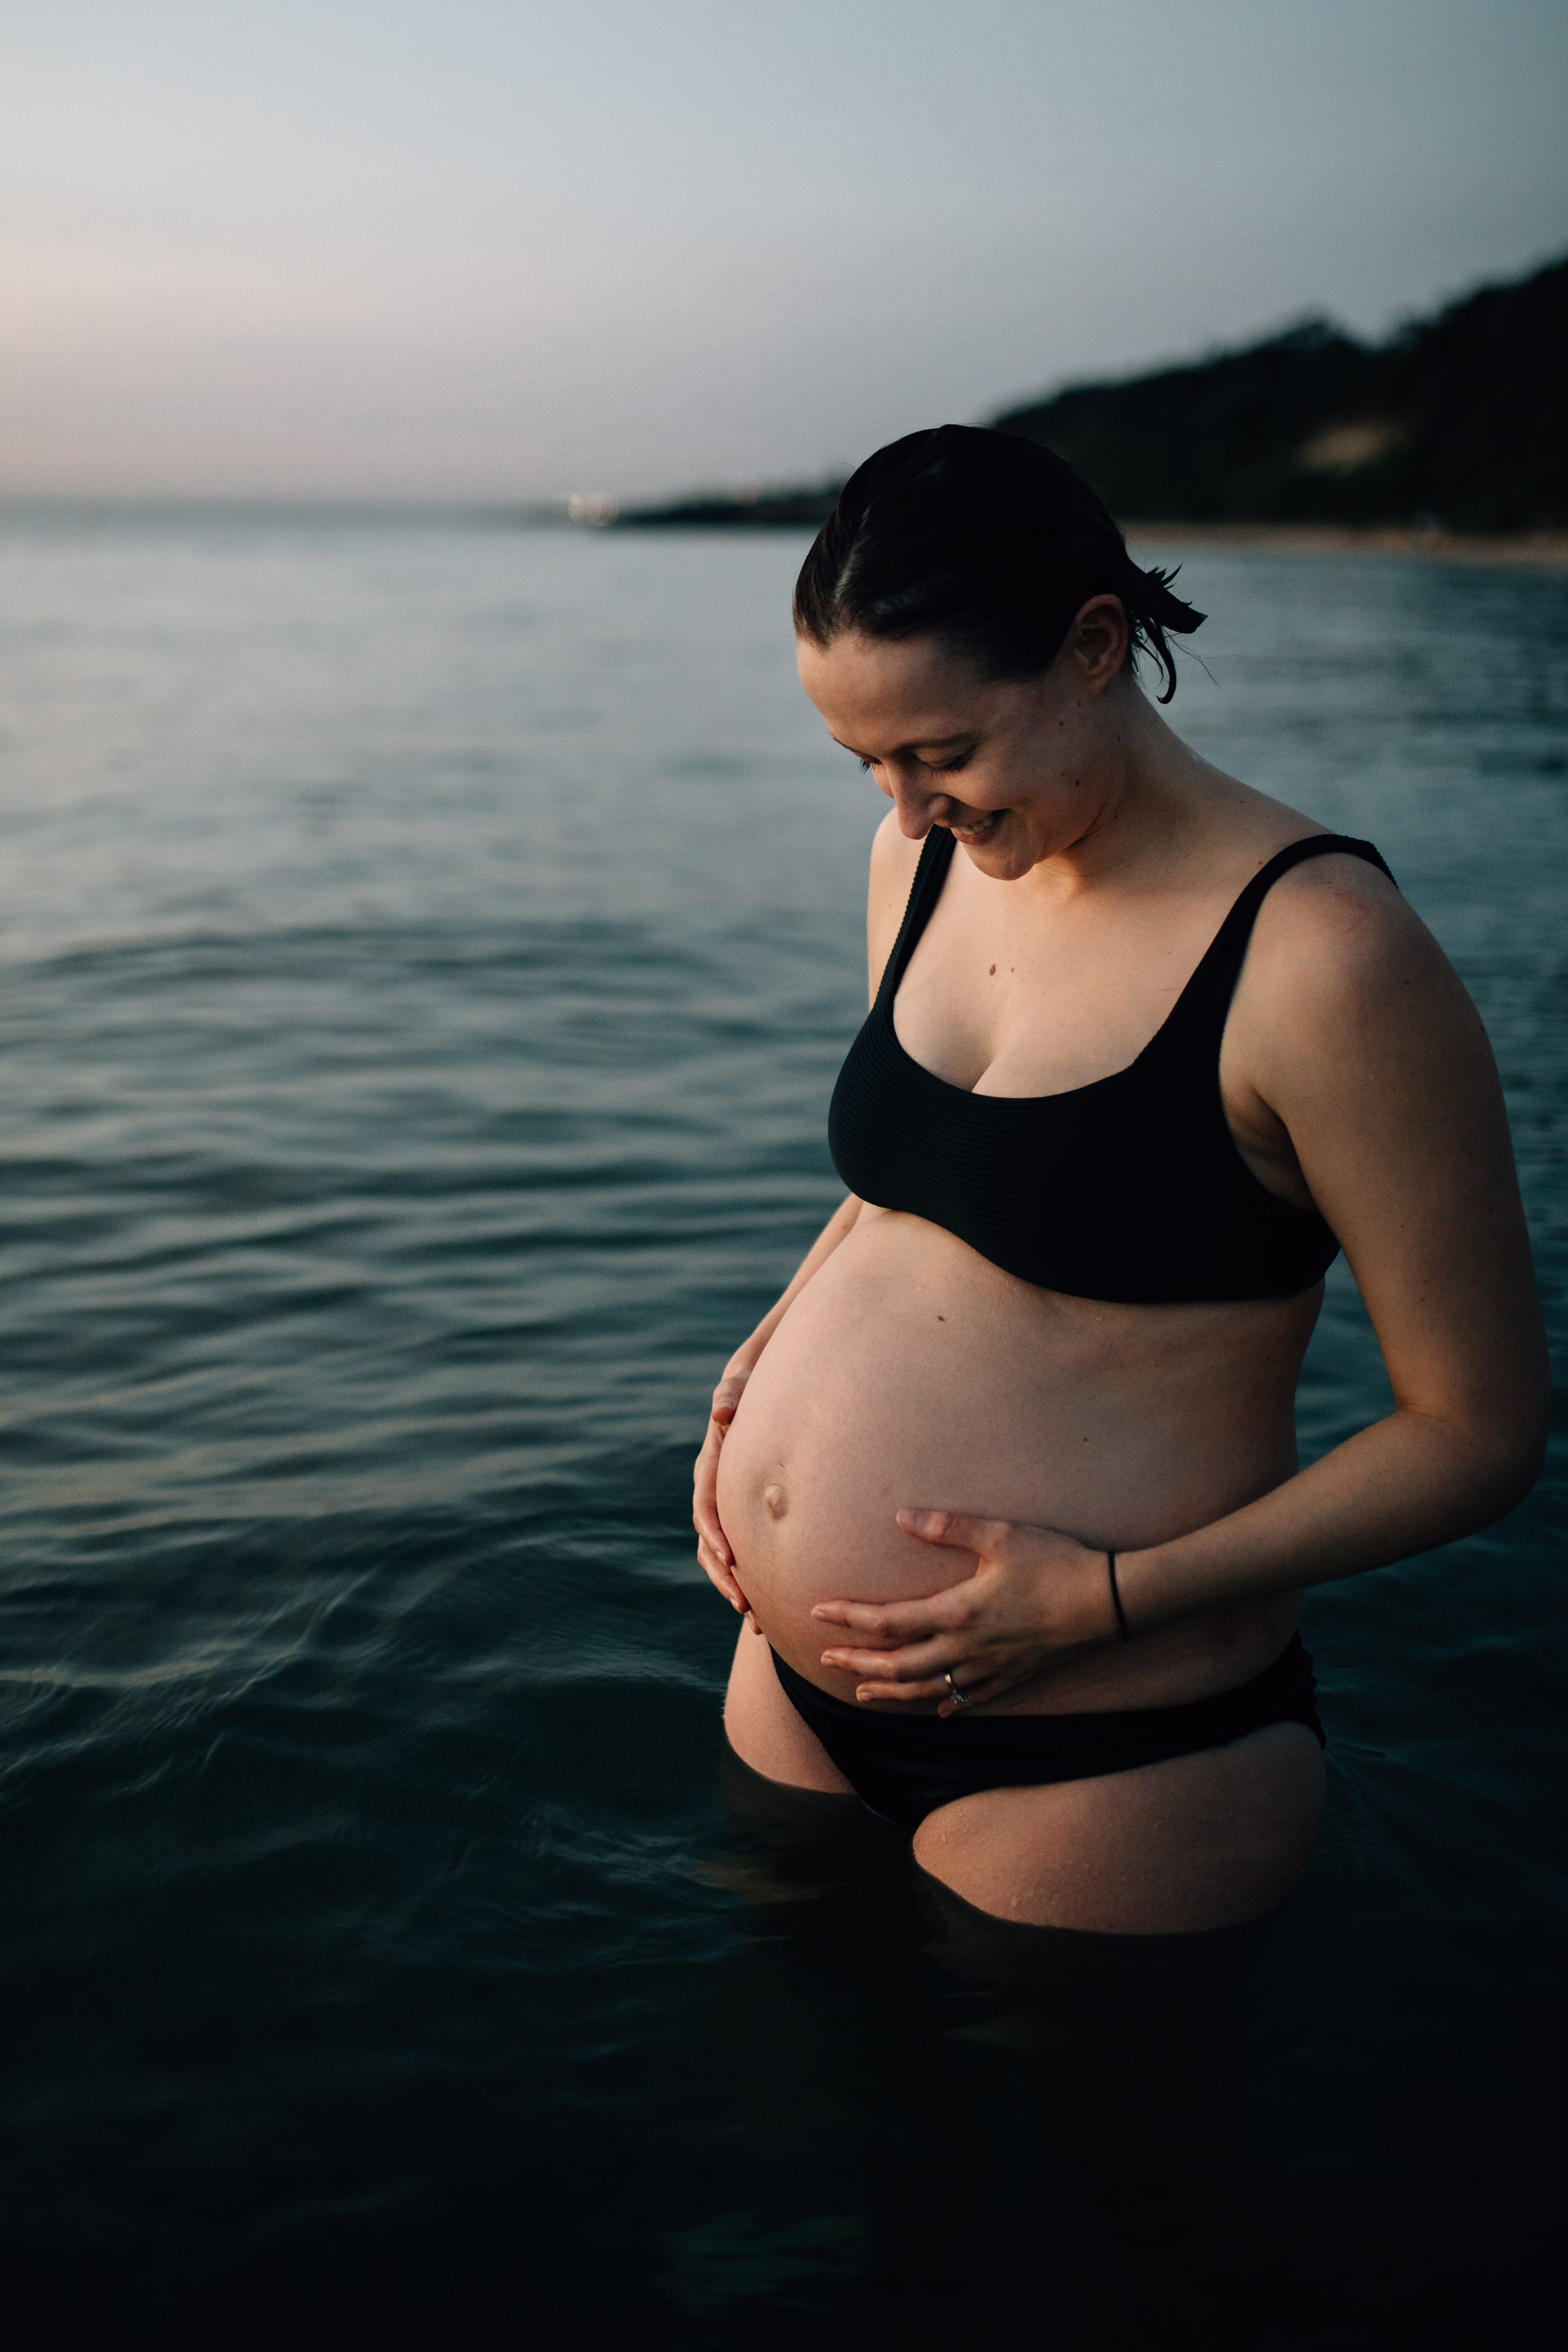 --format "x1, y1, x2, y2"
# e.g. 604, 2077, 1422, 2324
611, 502, 1568, 573
1124, 521, 1568, 572
3, 498, 1562, 572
